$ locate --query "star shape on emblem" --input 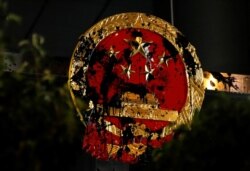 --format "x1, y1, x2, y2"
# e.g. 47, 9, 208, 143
121, 64, 135, 79
107, 46, 119, 58
158, 52, 171, 66
145, 65, 154, 81
125, 36, 152, 58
